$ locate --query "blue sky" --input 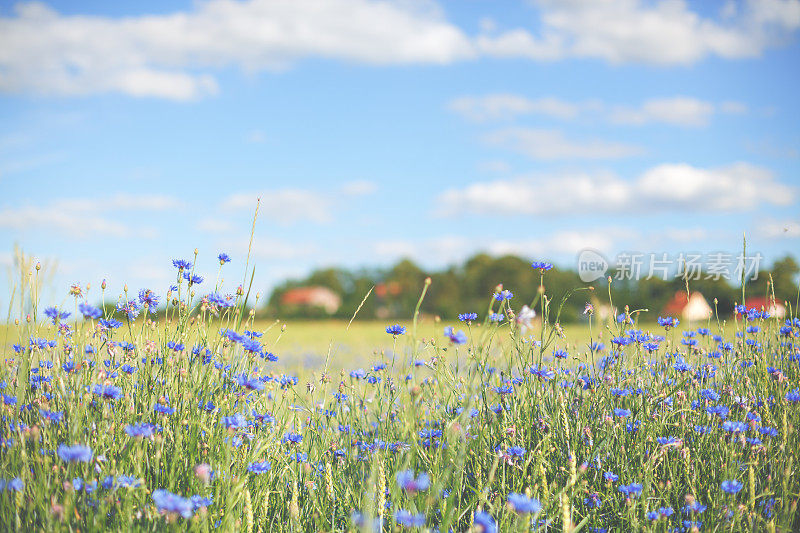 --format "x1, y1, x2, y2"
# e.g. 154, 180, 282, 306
1, 0, 799, 308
